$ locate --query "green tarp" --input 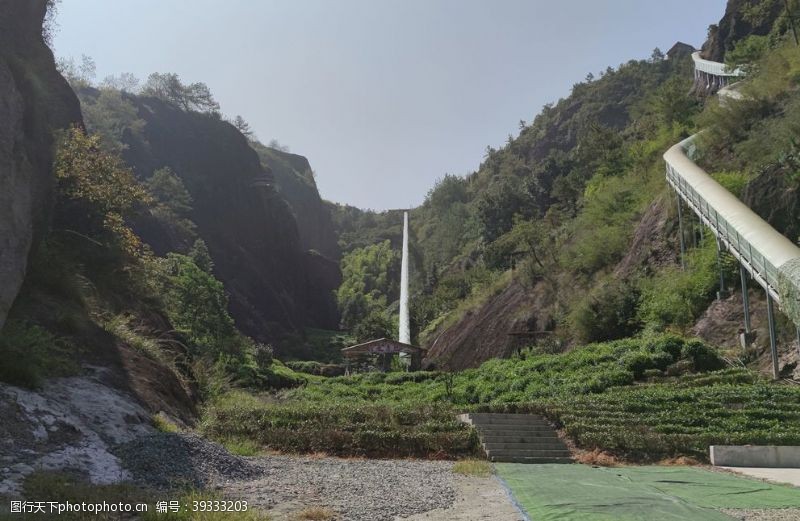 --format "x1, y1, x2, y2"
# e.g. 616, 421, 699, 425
496, 464, 800, 521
